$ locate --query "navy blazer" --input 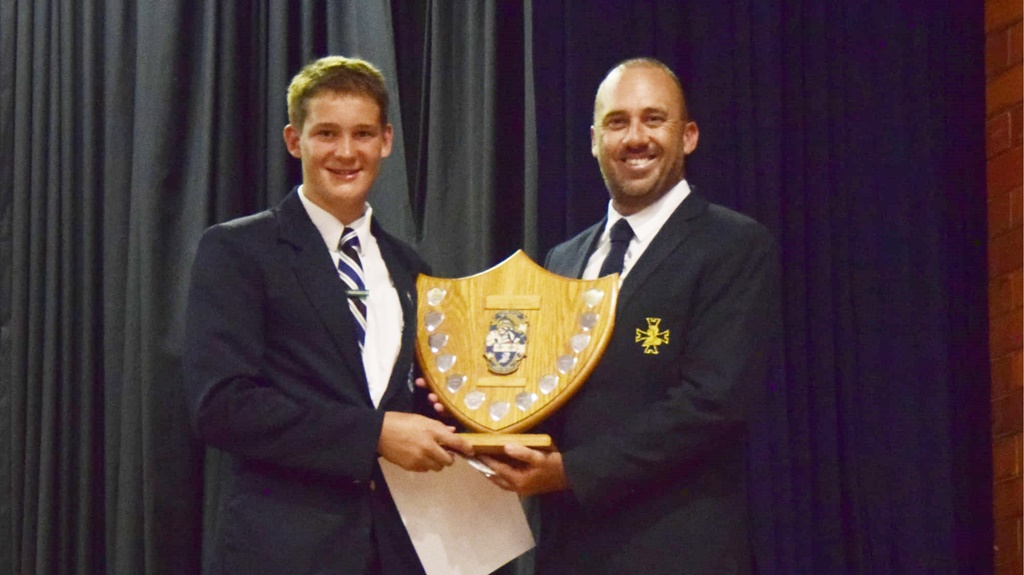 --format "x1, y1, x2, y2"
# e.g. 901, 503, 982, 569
539, 190, 780, 575
184, 189, 428, 575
